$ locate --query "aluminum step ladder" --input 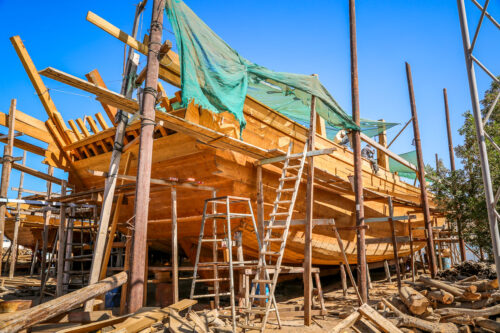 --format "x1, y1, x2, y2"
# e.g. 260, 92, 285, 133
190, 195, 260, 332
239, 141, 308, 332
